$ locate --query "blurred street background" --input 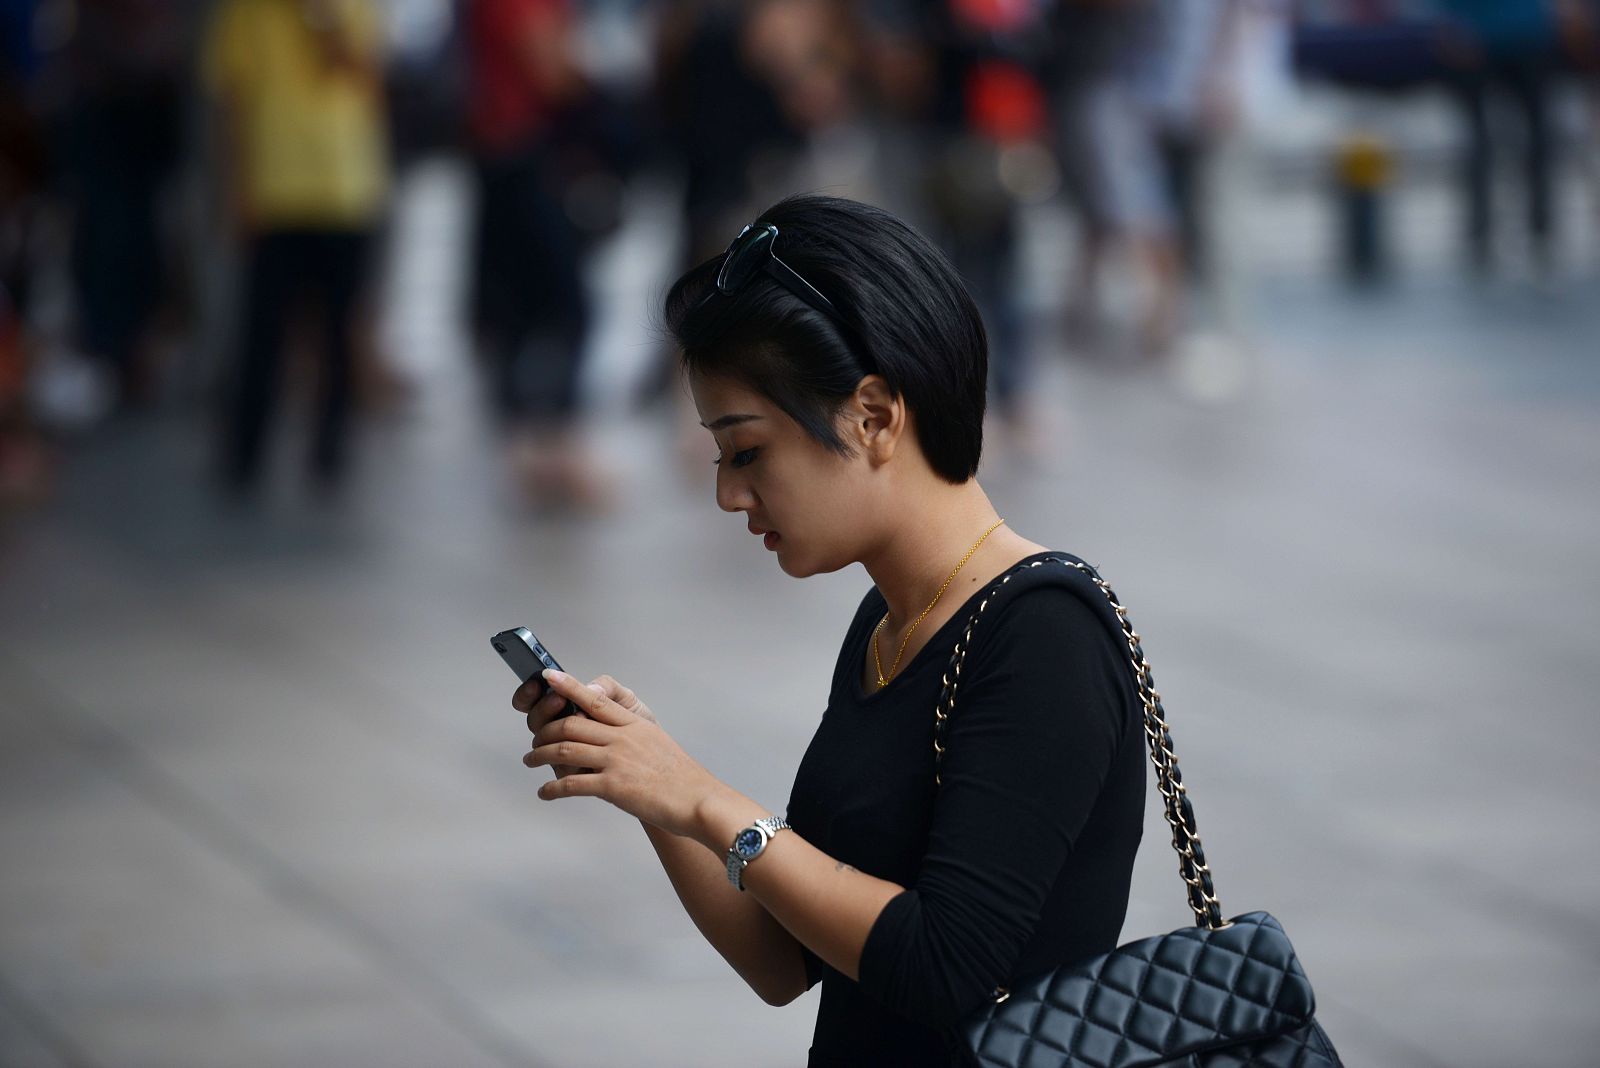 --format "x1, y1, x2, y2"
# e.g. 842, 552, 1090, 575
3, 0, 1600, 1065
